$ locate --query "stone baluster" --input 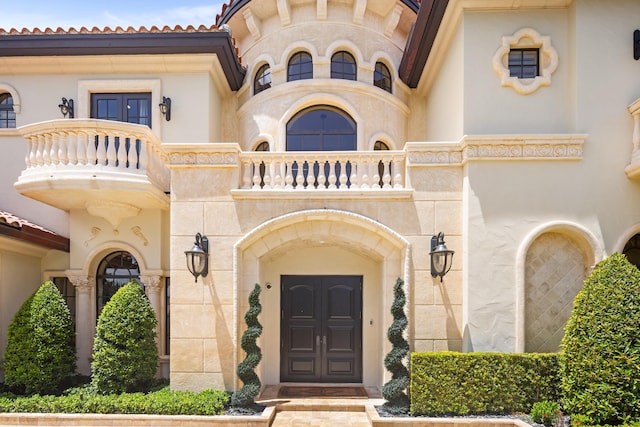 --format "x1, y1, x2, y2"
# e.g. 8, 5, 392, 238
393, 157, 403, 189
252, 160, 262, 189
96, 133, 107, 166
50, 132, 60, 165
284, 158, 294, 189
42, 133, 52, 166
242, 159, 252, 189
66, 131, 77, 165
106, 133, 117, 167
327, 157, 338, 189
